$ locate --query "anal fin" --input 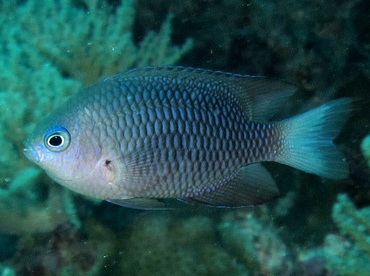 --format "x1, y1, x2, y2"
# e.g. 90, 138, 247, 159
106, 198, 187, 210
182, 163, 279, 208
